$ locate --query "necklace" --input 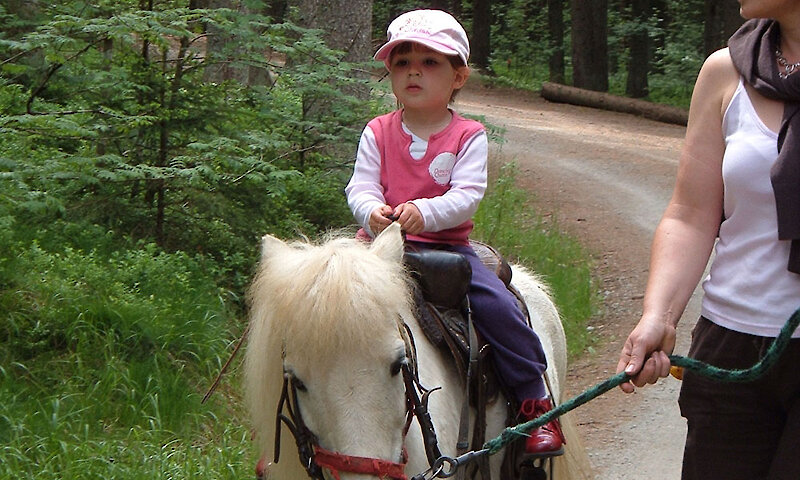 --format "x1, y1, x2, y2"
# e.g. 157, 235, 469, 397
776, 46, 800, 79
